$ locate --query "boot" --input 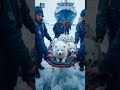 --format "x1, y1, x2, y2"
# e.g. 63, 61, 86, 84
39, 64, 44, 70
80, 67, 84, 71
